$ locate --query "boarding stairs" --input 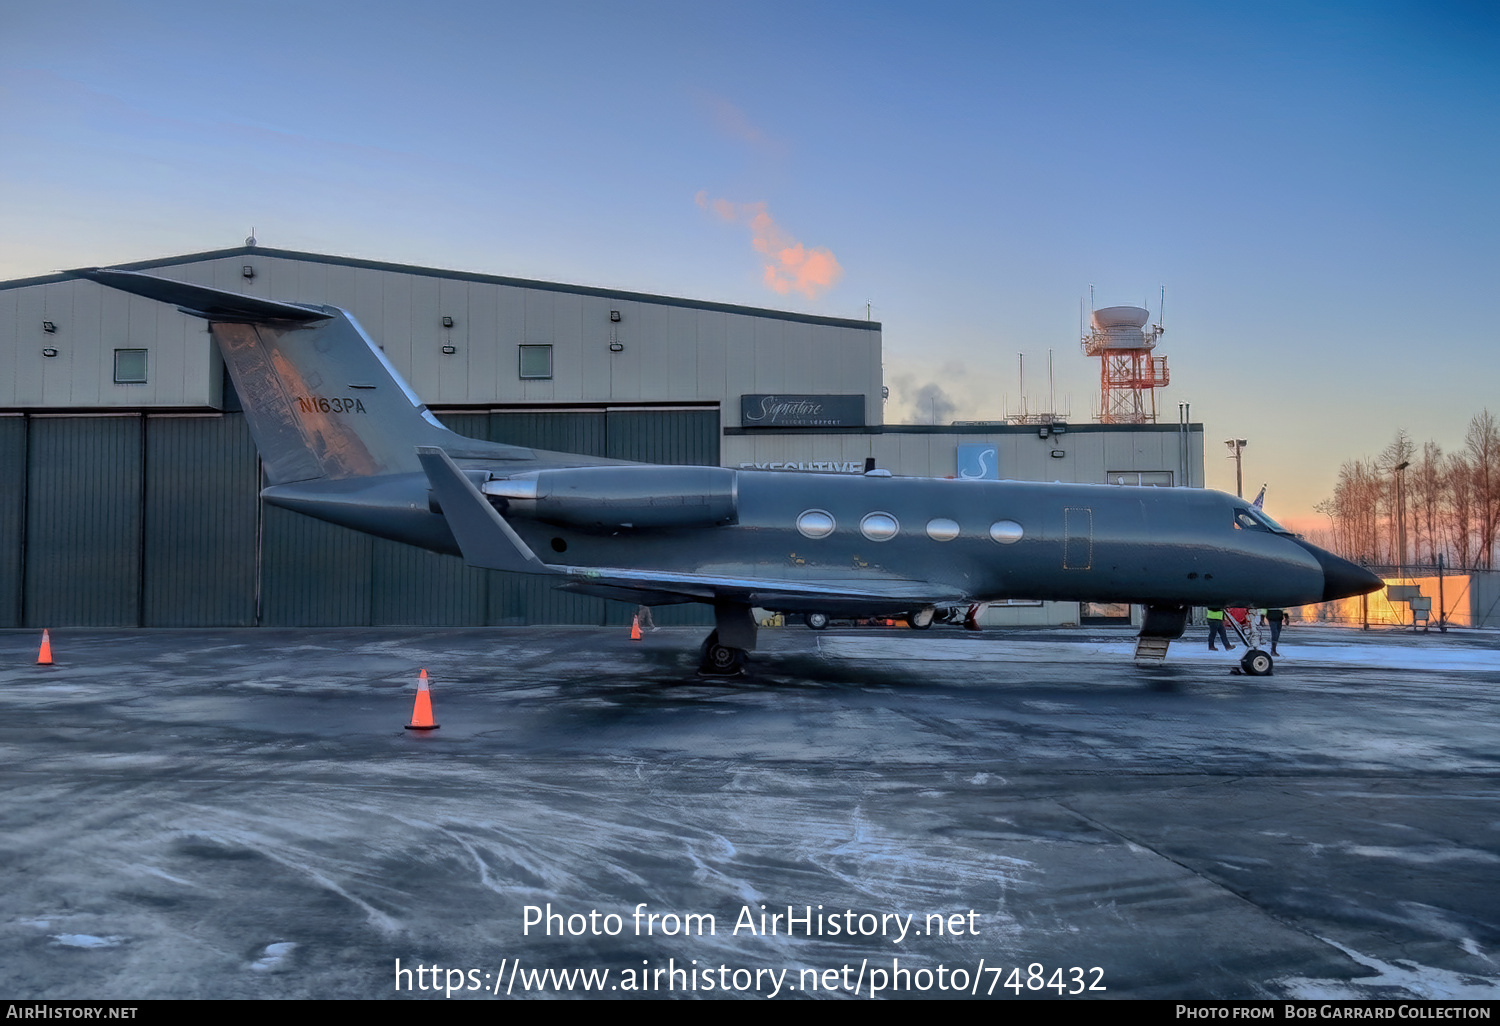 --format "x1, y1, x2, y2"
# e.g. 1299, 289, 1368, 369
1133, 635, 1172, 666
